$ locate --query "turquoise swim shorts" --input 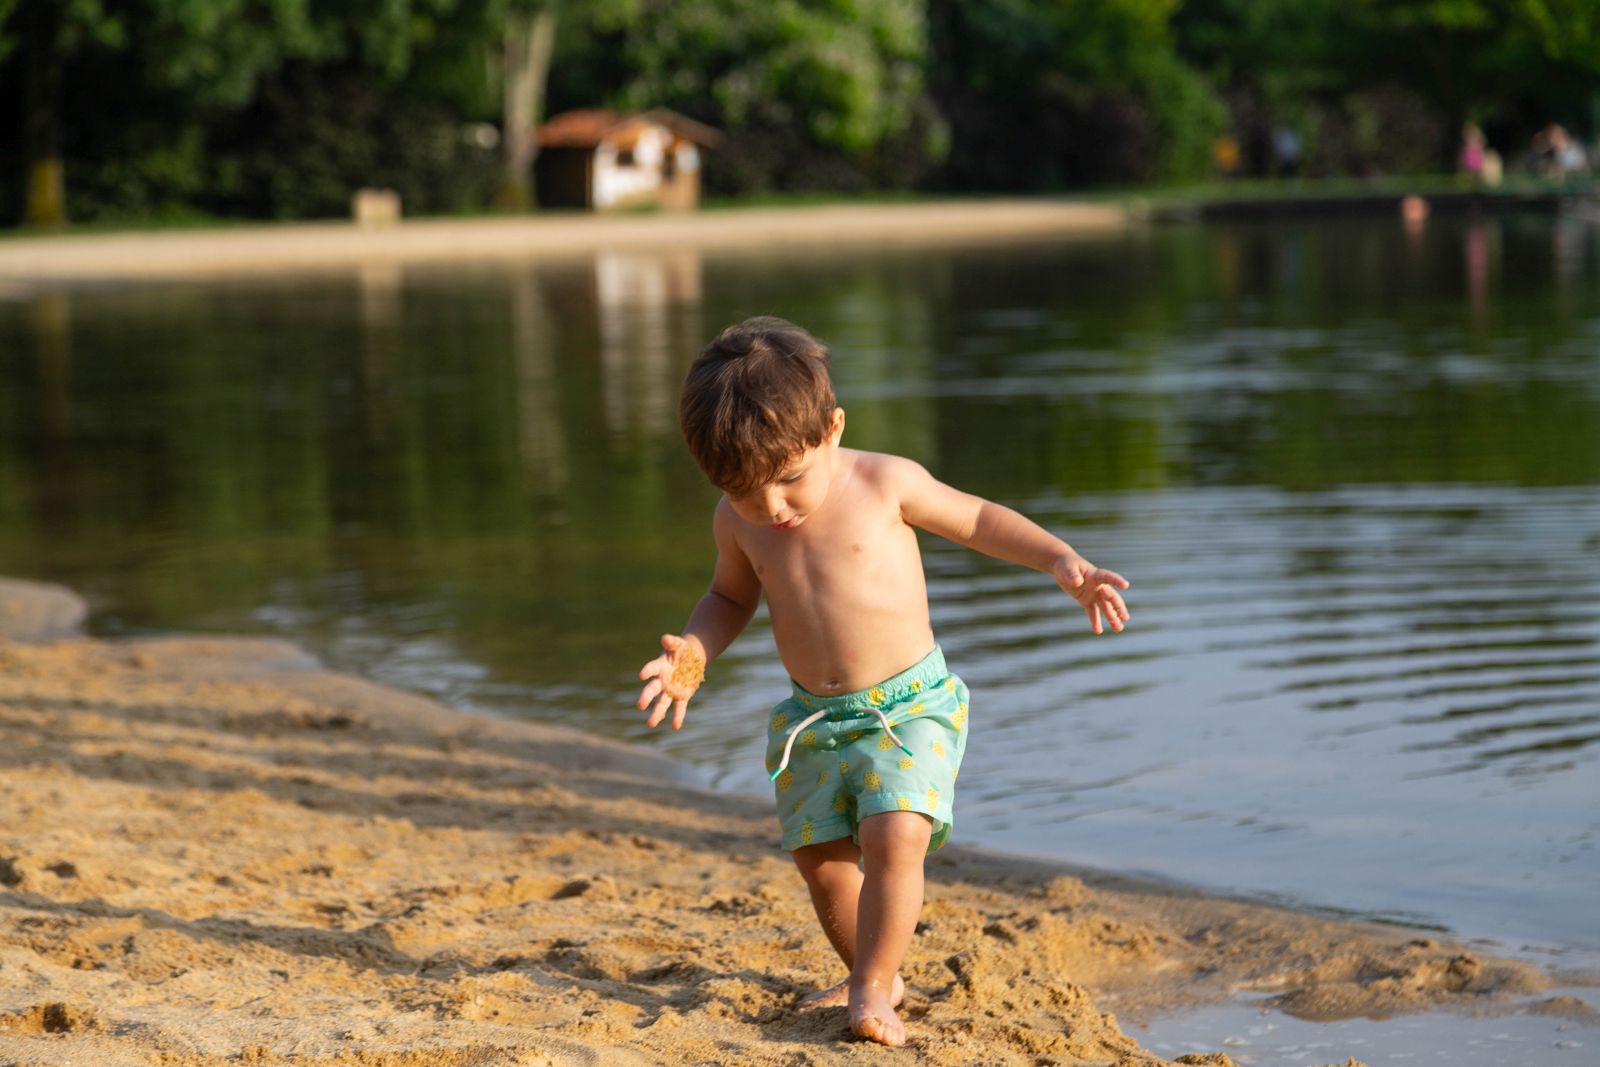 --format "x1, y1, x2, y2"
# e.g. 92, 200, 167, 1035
765, 646, 969, 853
